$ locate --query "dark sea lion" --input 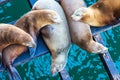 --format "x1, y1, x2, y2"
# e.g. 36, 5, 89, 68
71, 0, 120, 26
2, 10, 62, 80
60, 0, 108, 53
32, 0, 71, 75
